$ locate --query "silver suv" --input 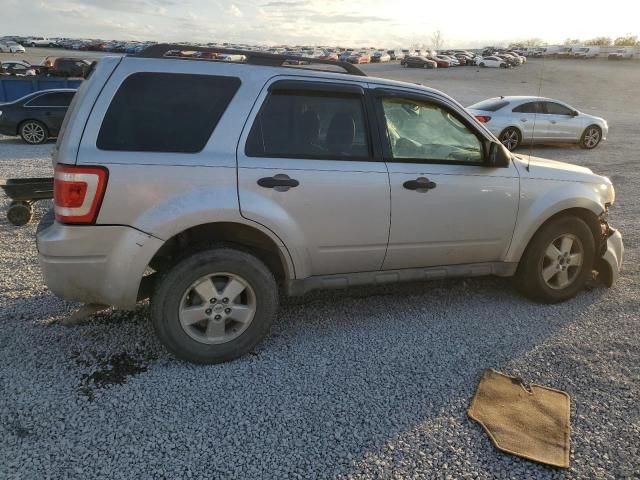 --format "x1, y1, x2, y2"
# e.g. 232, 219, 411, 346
37, 45, 624, 364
